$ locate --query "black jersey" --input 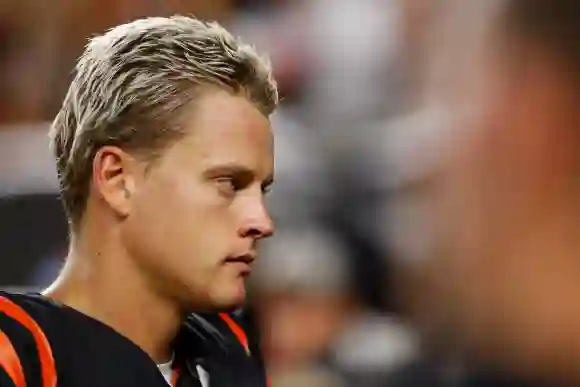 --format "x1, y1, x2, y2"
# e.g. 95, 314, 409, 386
0, 291, 269, 387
